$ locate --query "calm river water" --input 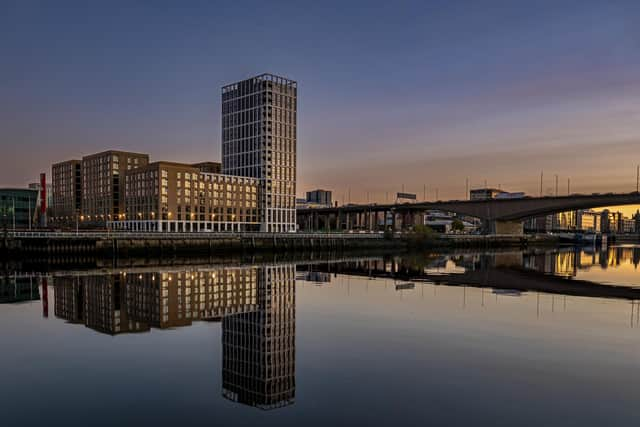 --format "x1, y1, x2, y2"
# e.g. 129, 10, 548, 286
1, 245, 639, 426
